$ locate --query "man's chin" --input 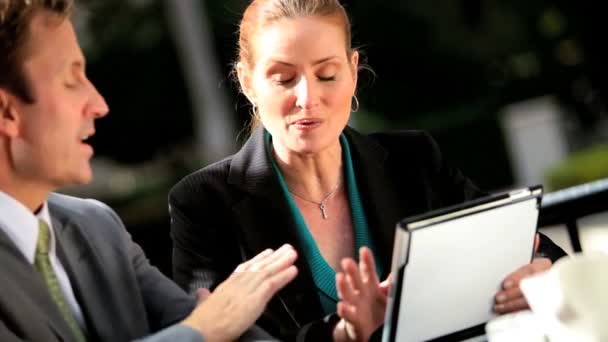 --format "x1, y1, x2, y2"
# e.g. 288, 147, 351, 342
70, 168, 94, 186
78, 171, 94, 185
